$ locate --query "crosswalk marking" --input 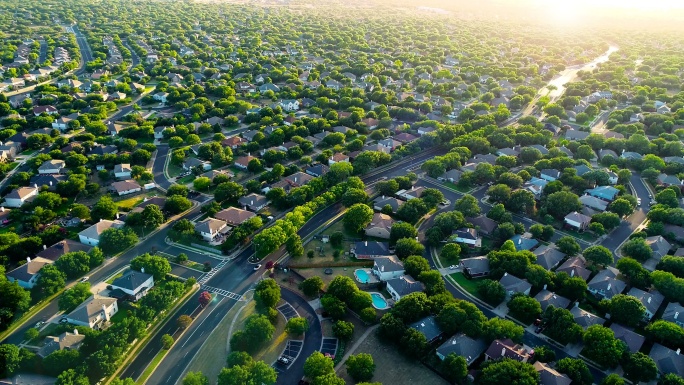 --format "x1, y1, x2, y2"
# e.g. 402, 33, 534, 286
197, 259, 228, 285
201, 285, 244, 301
